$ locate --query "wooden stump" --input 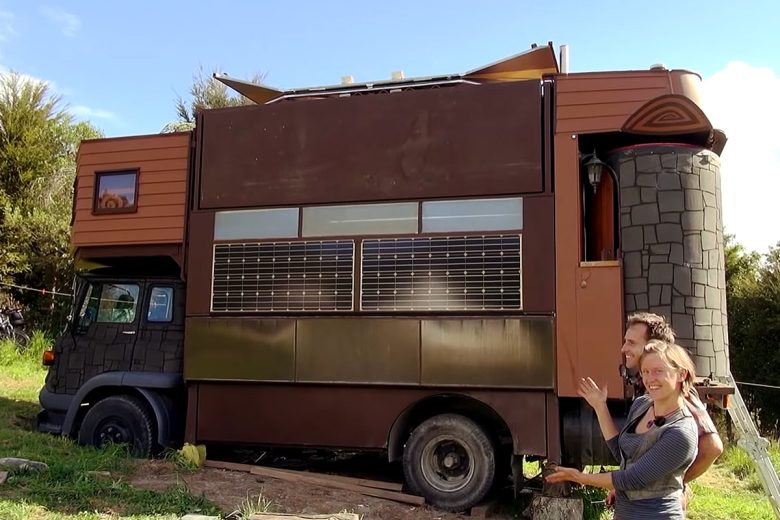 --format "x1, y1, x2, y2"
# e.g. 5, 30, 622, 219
525, 494, 583, 520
